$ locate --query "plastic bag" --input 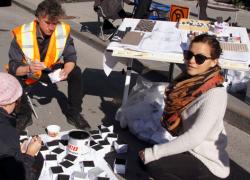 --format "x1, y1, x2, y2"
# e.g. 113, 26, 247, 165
115, 76, 174, 144
227, 69, 250, 93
